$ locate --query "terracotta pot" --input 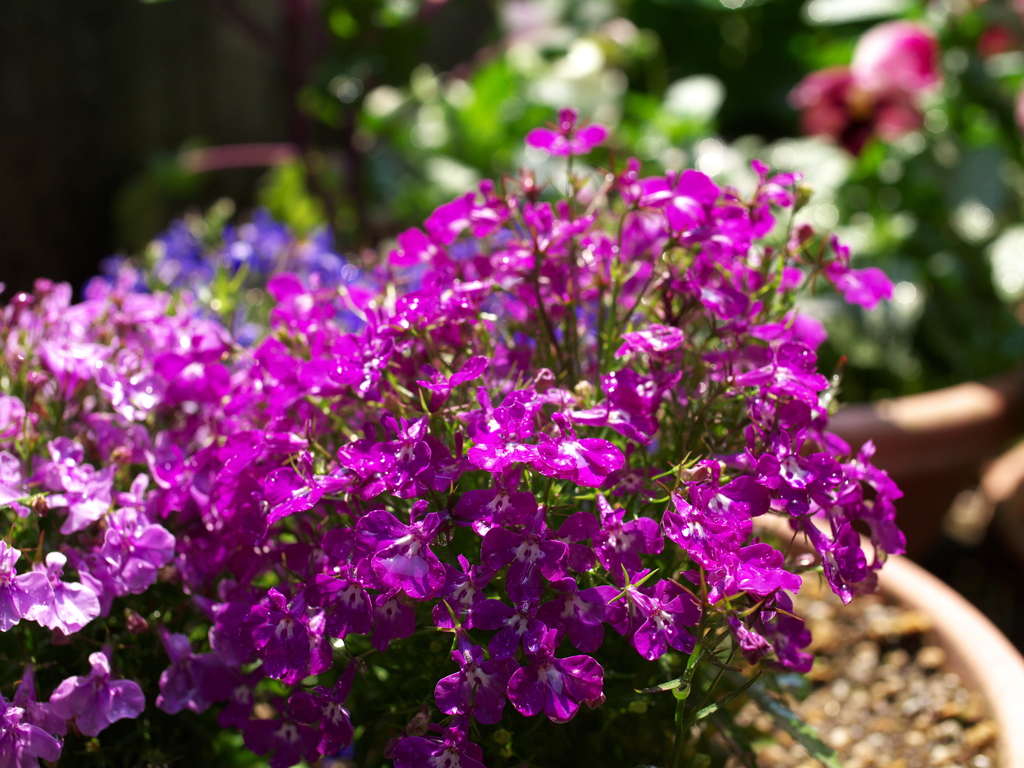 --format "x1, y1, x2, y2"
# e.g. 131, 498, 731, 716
984, 439, 1024, 565
758, 515, 1024, 768
829, 368, 1024, 559
877, 555, 1024, 768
